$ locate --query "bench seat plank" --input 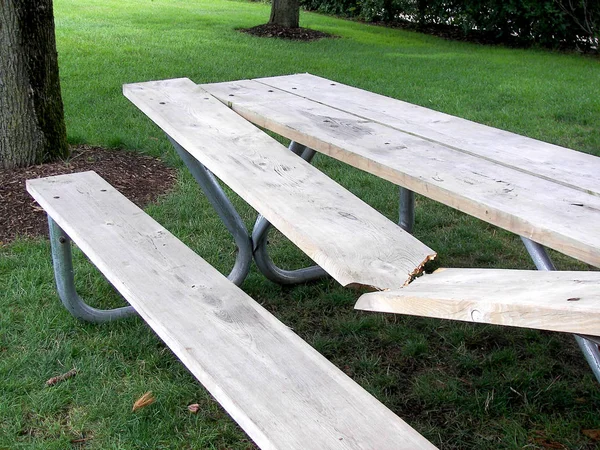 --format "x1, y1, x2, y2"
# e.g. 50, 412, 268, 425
27, 171, 436, 450
355, 268, 600, 335
255, 73, 600, 198
202, 80, 600, 269
124, 78, 435, 290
